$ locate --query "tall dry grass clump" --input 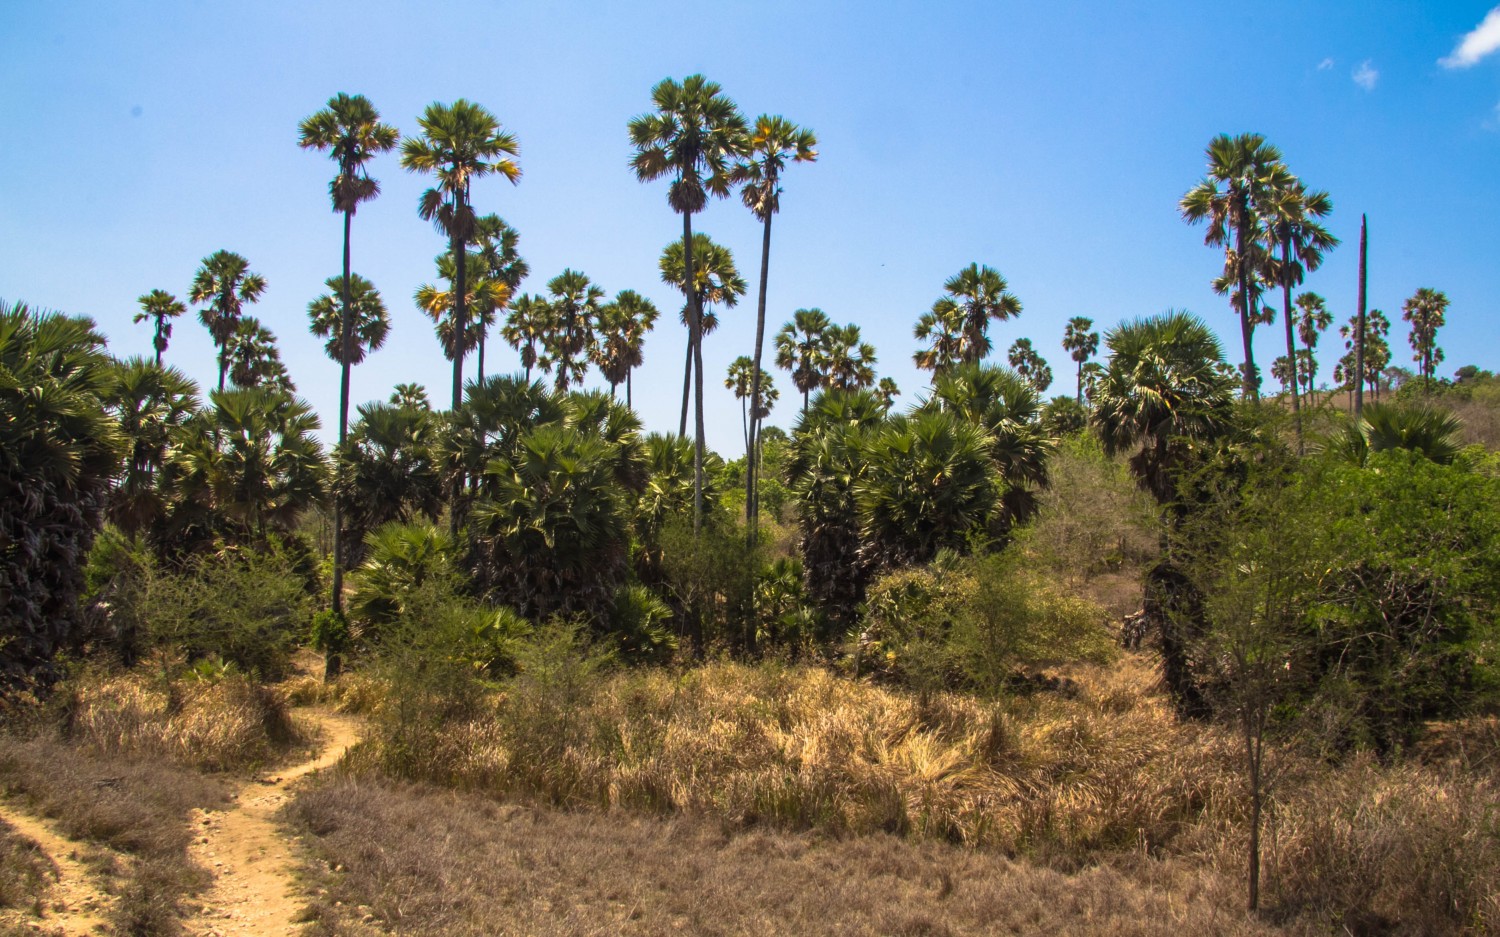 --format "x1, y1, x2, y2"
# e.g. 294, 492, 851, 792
50, 666, 300, 772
